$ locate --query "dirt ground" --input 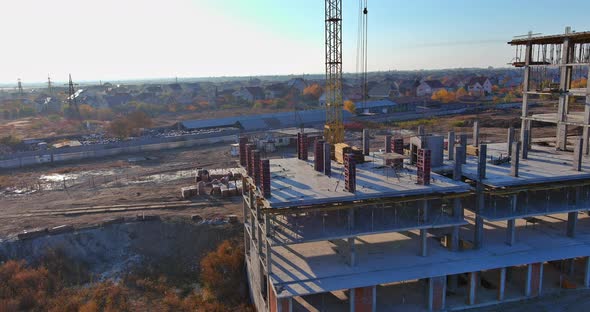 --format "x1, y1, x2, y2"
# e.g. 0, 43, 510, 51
0, 143, 244, 238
